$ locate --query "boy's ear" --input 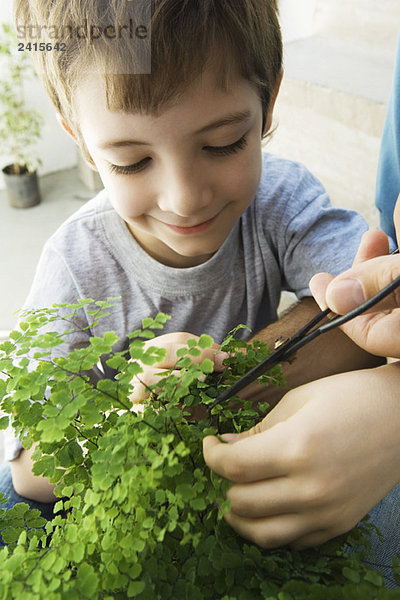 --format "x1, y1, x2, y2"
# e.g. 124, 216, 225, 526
263, 67, 283, 136
56, 113, 99, 172
56, 113, 78, 142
